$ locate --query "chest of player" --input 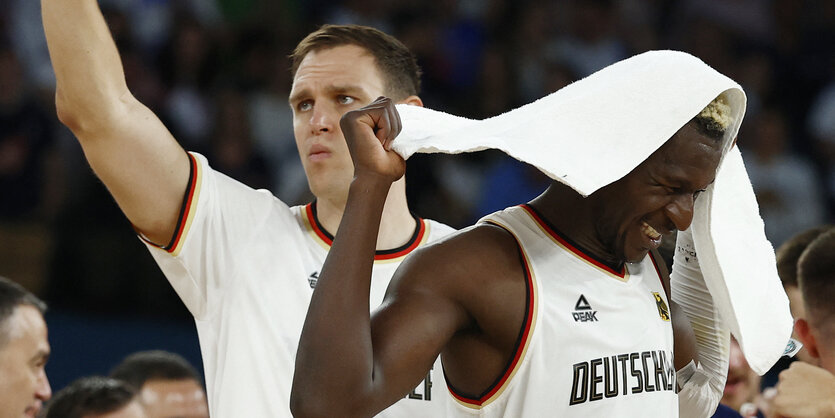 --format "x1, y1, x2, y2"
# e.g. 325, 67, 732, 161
522, 248, 676, 406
